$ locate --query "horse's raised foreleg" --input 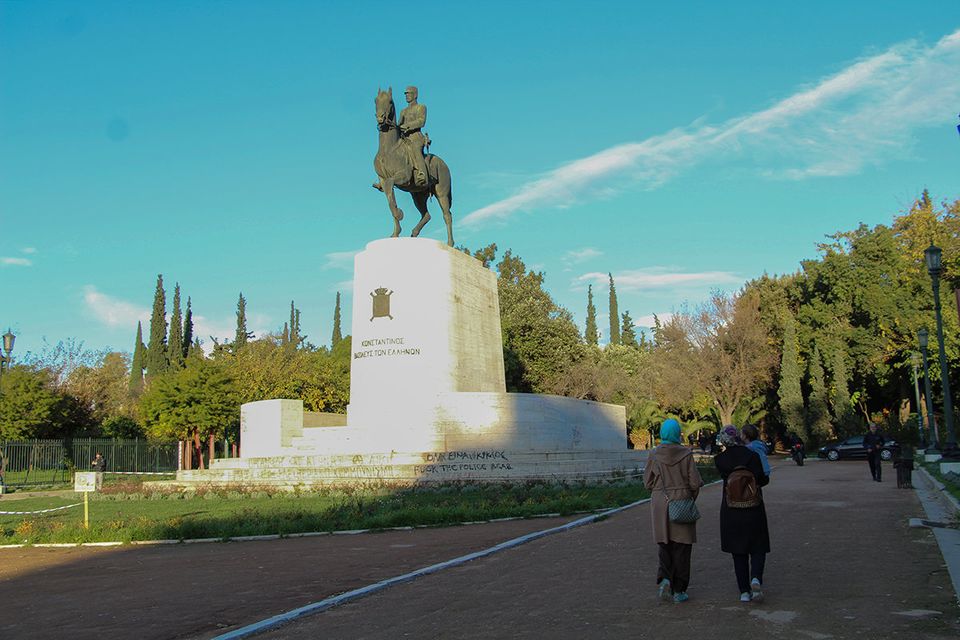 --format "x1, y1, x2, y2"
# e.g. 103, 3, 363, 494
381, 178, 404, 238
410, 191, 431, 238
